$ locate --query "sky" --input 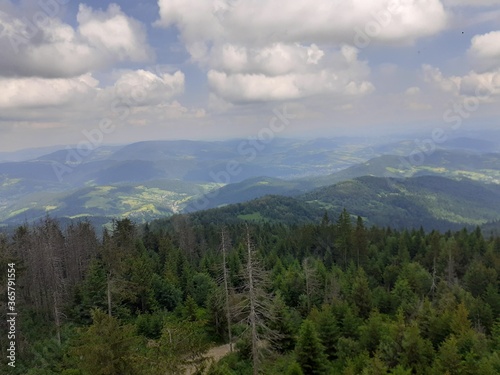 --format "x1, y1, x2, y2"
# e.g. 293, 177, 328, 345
0, 0, 499, 151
